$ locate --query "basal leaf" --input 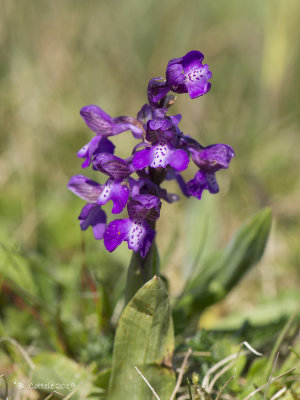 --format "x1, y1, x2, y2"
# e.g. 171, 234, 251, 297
174, 208, 272, 332
108, 276, 175, 400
